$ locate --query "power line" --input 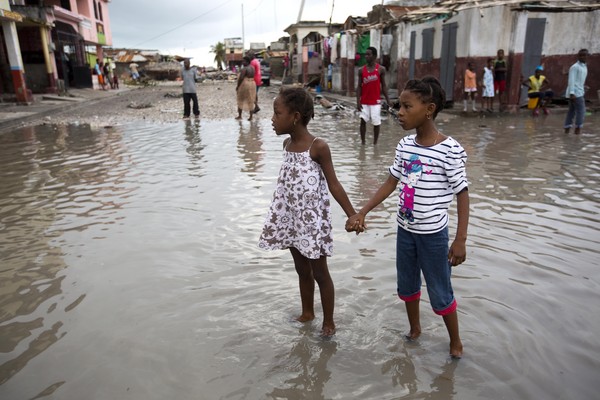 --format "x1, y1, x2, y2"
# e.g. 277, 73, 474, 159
133, 0, 236, 47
